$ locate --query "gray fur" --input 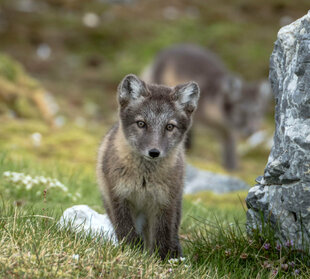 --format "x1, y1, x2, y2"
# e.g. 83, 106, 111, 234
97, 74, 199, 259
145, 44, 271, 170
